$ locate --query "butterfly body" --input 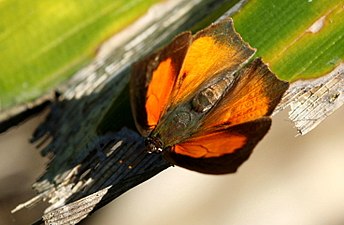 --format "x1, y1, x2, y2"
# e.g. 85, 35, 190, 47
148, 68, 239, 151
130, 18, 289, 174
